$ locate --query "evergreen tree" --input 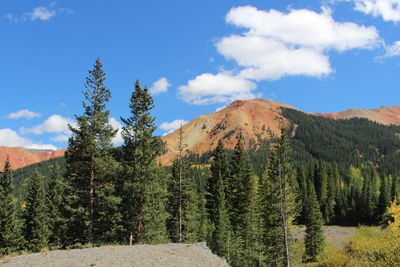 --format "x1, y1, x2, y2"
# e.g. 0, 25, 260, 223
227, 135, 253, 232
24, 170, 49, 252
168, 126, 200, 243
207, 139, 235, 261
121, 80, 168, 244
65, 57, 121, 244
377, 175, 392, 222
46, 165, 66, 247
391, 175, 400, 201
304, 179, 325, 262
261, 128, 298, 267
0, 157, 18, 254
208, 140, 230, 224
